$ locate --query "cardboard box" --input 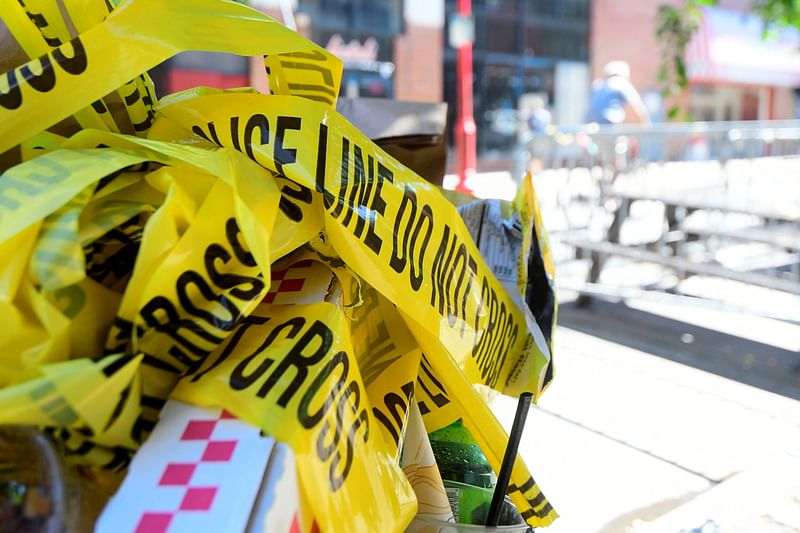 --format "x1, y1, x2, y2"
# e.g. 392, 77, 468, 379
95, 401, 301, 533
